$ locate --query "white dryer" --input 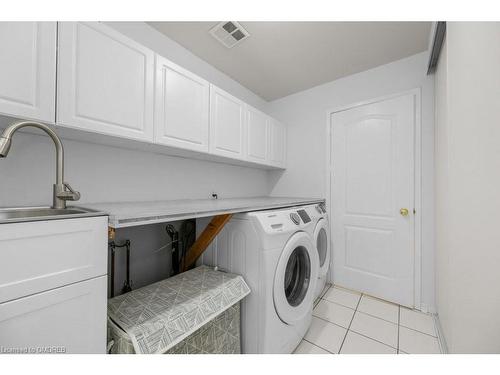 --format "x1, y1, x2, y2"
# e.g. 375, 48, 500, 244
197, 207, 318, 353
305, 203, 331, 300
